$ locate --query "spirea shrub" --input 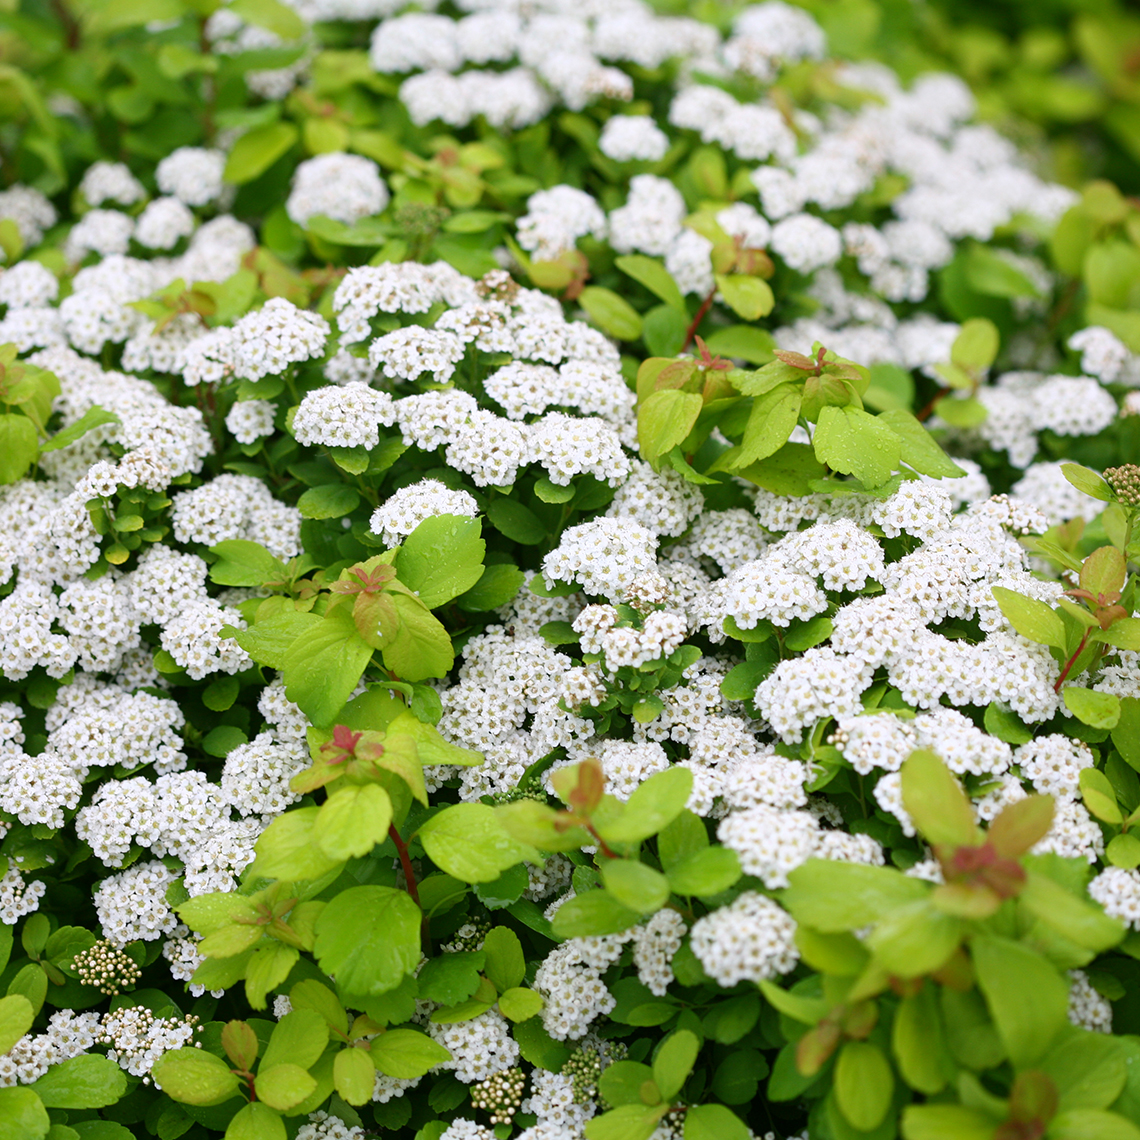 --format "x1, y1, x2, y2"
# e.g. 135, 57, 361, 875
0, 2, 1139, 1140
